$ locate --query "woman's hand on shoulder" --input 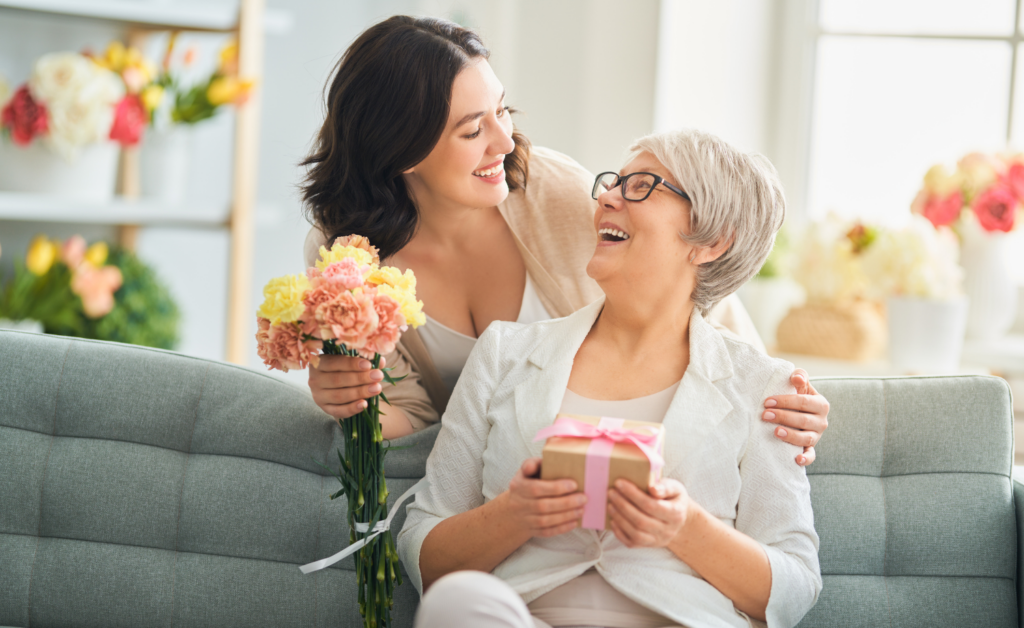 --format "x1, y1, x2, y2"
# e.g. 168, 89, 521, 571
607, 478, 692, 549
761, 368, 830, 466
308, 355, 385, 419
502, 457, 587, 539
